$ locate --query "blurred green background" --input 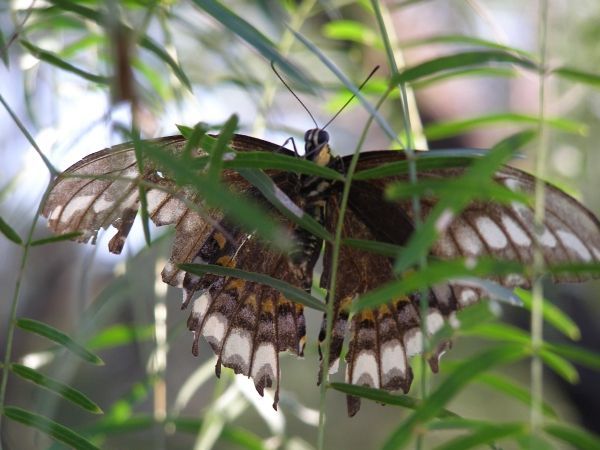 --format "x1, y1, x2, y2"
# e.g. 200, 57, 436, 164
1, 1, 599, 449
